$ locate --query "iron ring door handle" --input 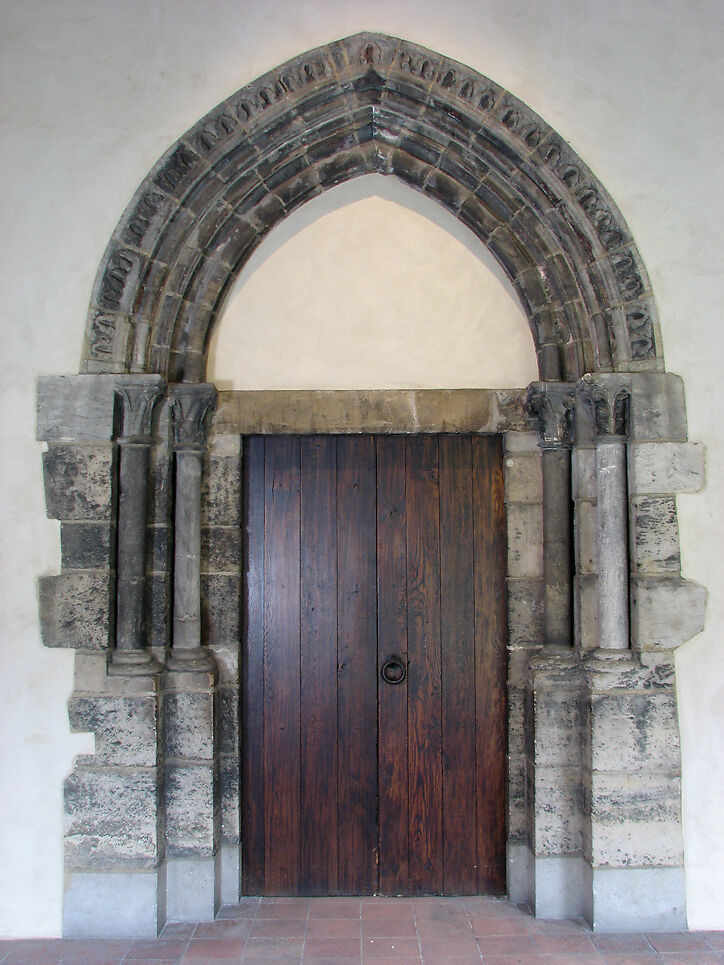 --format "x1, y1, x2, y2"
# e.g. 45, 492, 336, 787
381, 656, 407, 685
